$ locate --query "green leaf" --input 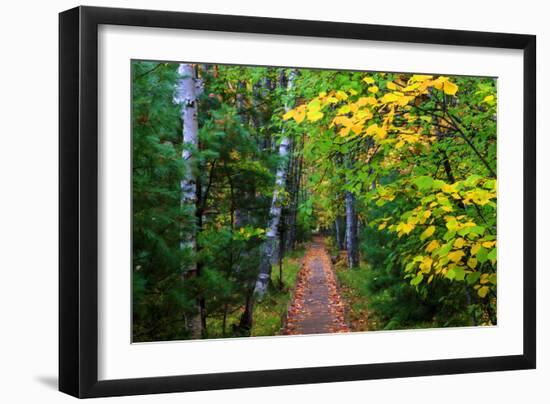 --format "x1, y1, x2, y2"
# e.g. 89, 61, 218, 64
436, 242, 453, 257
465, 174, 482, 187
476, 246, 489, 264
454, 267, 466, 281
469, 226, 486, 235
443, 230, 456, 241
413, 176, 434, 191
466, 272, 481, 285
410, 274, 423, 286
